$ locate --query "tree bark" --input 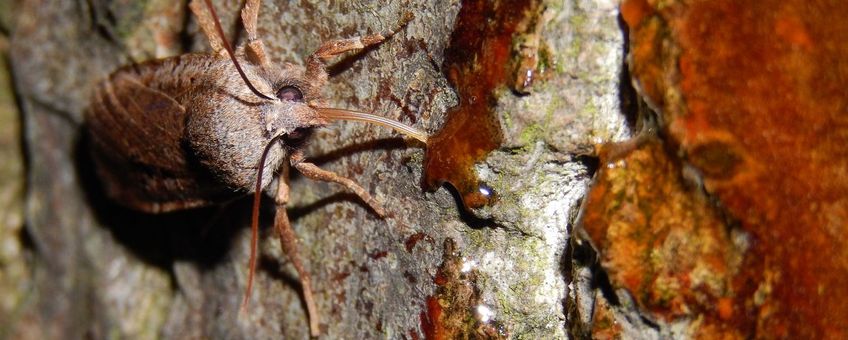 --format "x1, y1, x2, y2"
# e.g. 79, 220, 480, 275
3, 0, 626, 338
